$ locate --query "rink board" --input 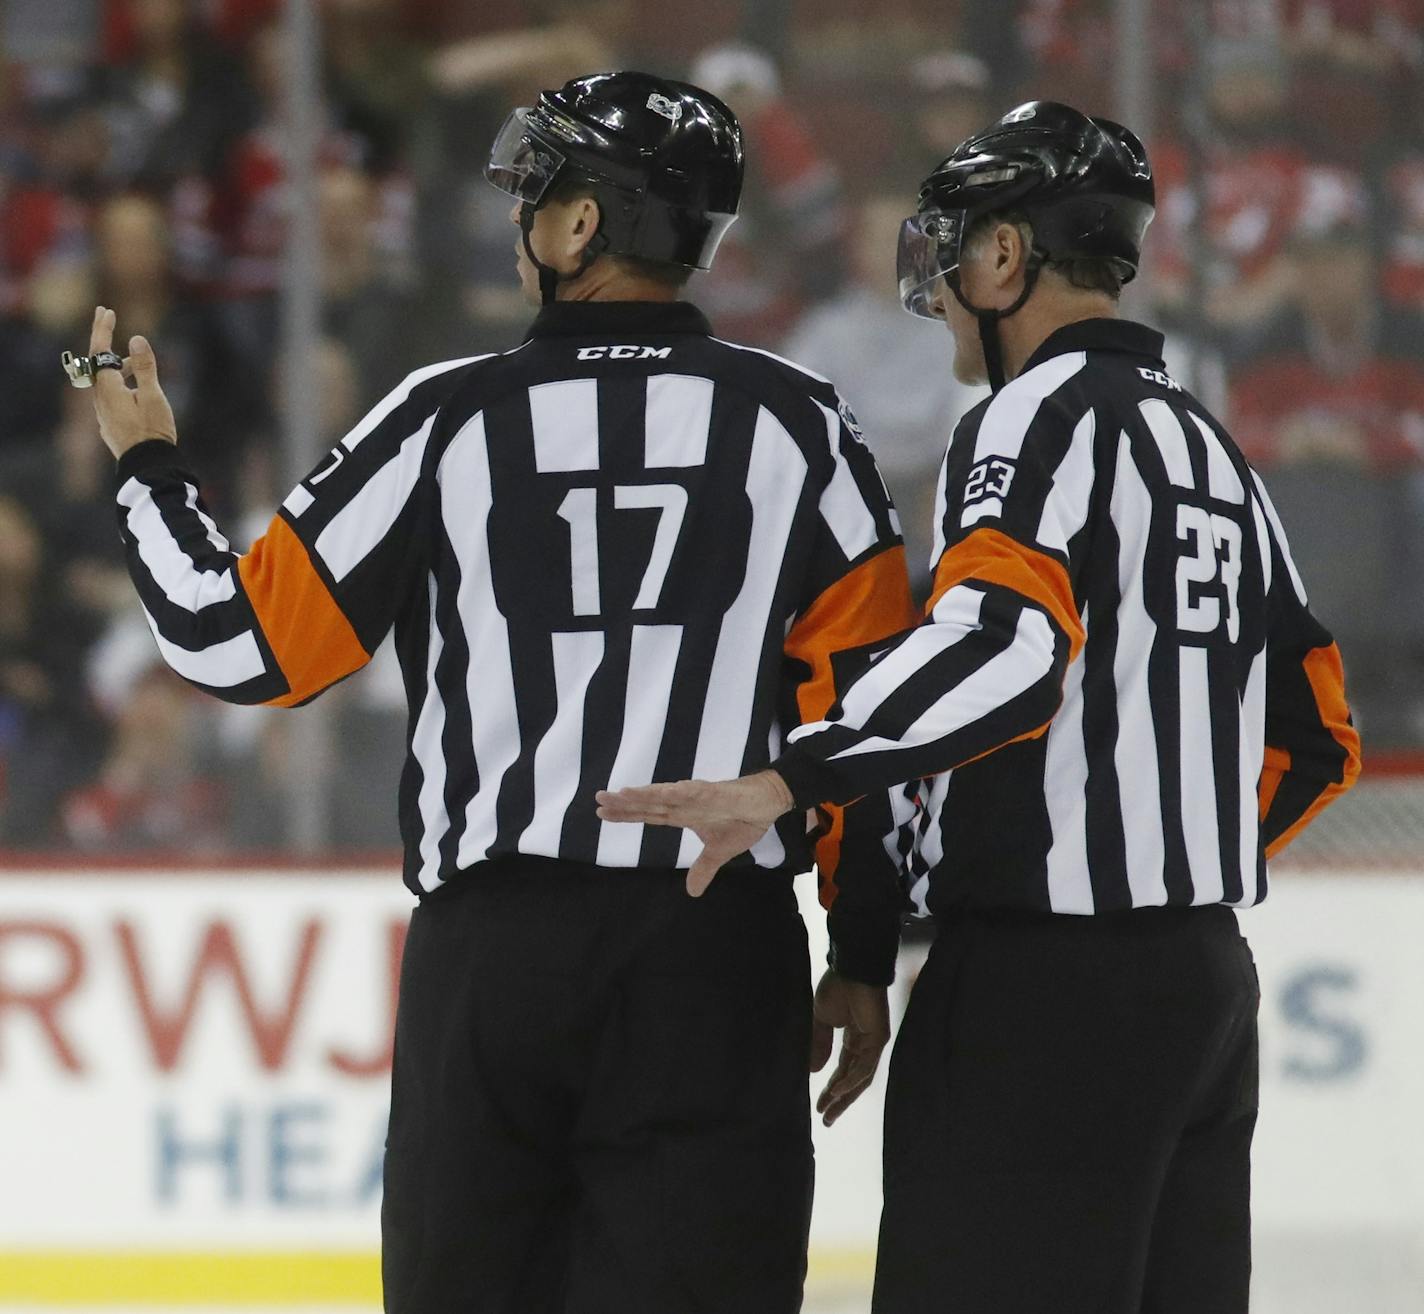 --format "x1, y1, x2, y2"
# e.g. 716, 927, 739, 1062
0, 868, 1420, 1302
